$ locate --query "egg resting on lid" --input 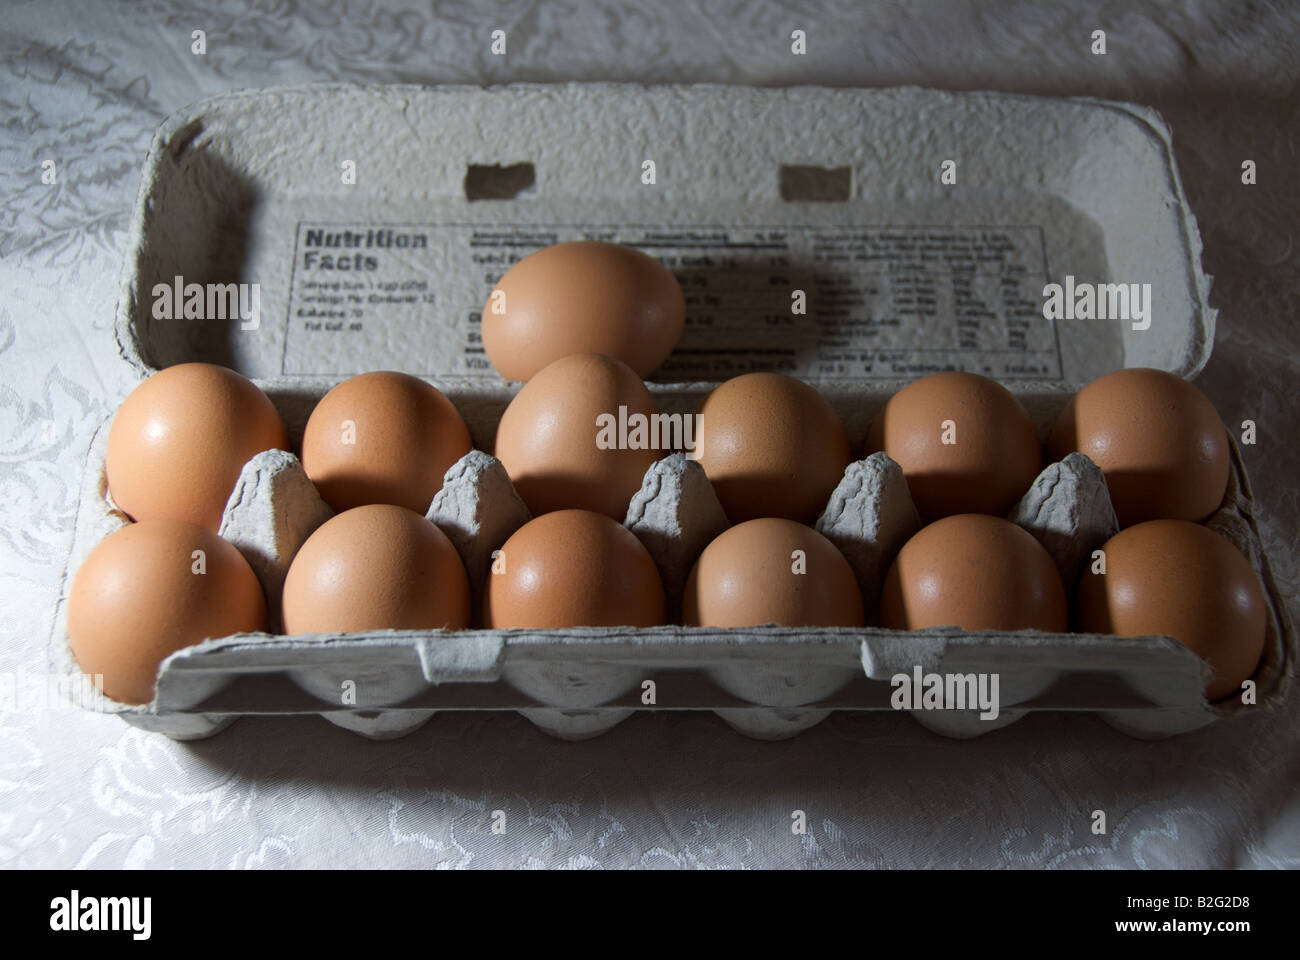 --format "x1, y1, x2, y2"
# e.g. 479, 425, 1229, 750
481, 241, 685, 382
